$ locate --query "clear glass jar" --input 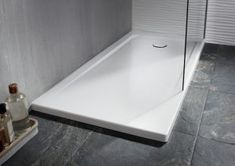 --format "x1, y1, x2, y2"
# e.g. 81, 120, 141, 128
5, 83, 30, 131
